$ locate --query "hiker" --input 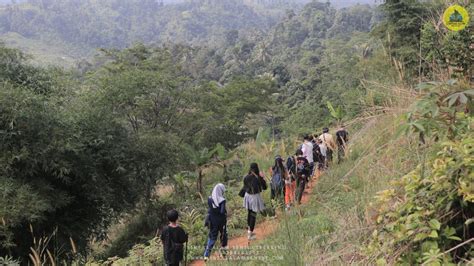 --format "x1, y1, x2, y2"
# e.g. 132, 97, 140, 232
312, 135, 325, 175
295, 149, 310, 204
319, 128, 336, 167
301, 134, 314, 181
316, 138, 327, 171
336, 125, 349, 164
160, 210, 188, 266
241, 162, 267, 240
203, 183, 228, 261
270, 155, 286, 201
285, 154, 297, 210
